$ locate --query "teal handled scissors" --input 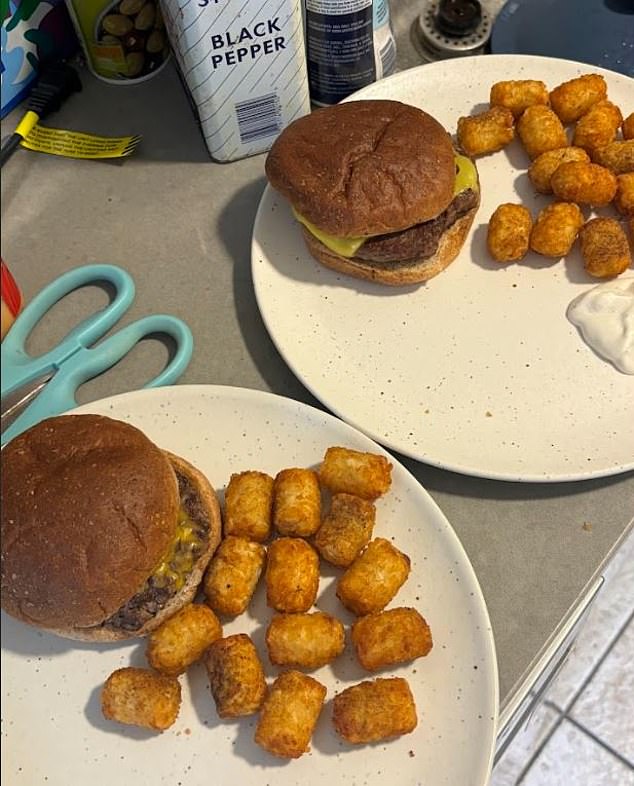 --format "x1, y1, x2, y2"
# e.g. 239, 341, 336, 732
1, 264, 193, 446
